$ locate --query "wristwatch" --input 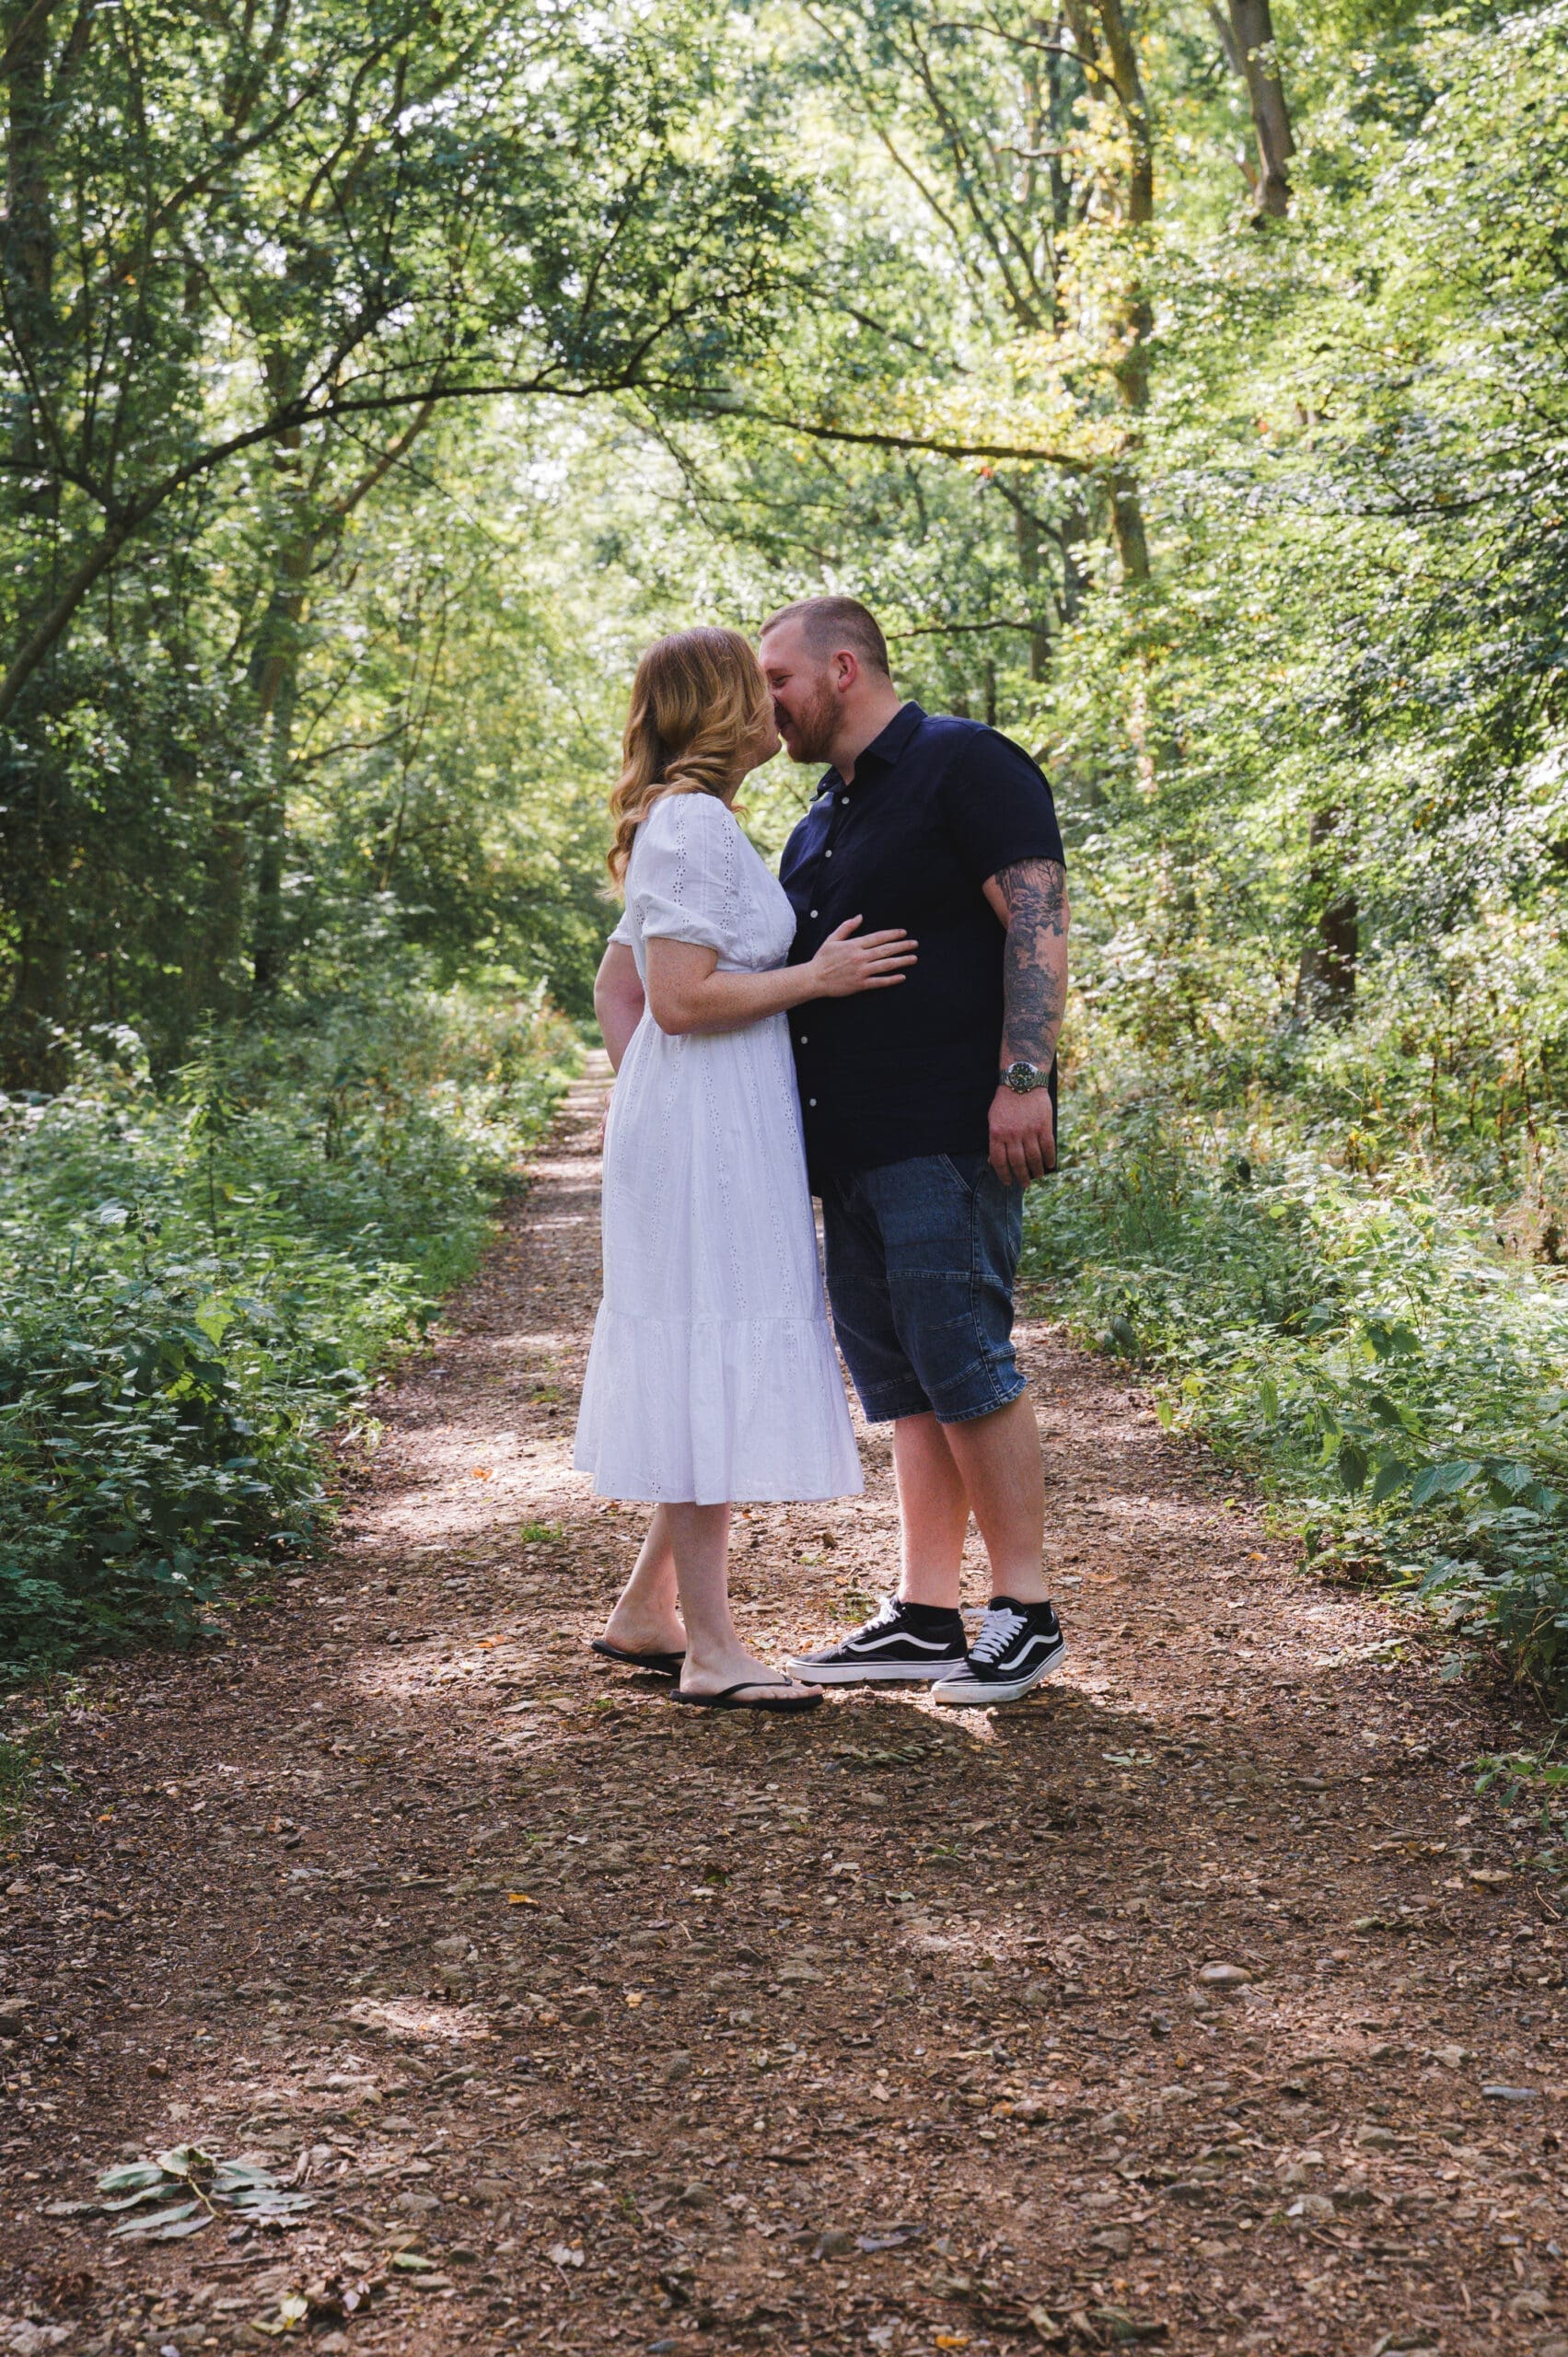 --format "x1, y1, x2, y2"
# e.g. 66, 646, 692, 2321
1000, 1061, 1051, 1094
